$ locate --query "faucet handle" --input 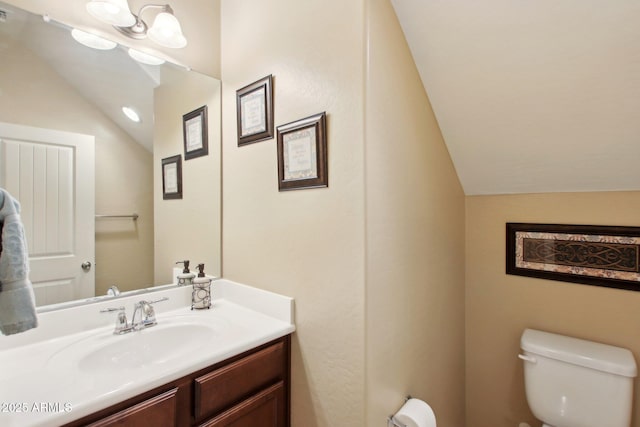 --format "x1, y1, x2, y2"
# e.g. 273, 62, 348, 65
133, 297, 168, 329
100, 306, 130, 334
148, 297, 169, 305
100, 306, 125, 313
